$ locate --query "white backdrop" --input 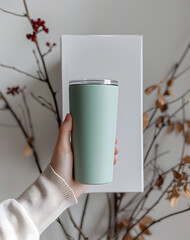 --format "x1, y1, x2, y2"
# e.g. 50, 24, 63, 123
0, 0, 190, 239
